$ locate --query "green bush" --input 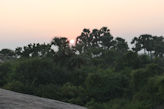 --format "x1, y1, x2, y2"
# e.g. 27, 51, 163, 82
85, 71, 130, 102
3, 80, 24, 92
61, 82, 87, 105
35, 84, 61, 100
